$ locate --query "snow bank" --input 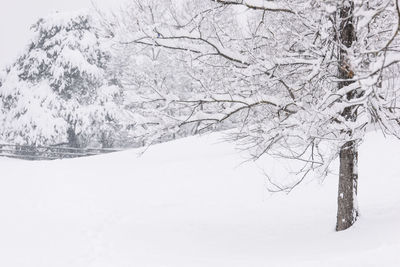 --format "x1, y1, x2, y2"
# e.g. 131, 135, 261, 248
0, 131, 399, 266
